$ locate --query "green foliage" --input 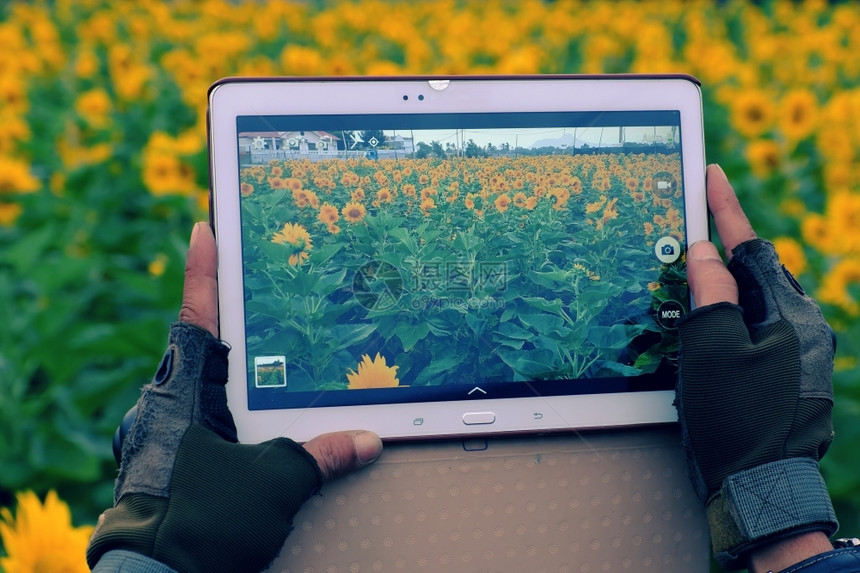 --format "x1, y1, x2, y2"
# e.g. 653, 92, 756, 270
0, 188, 200, 523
